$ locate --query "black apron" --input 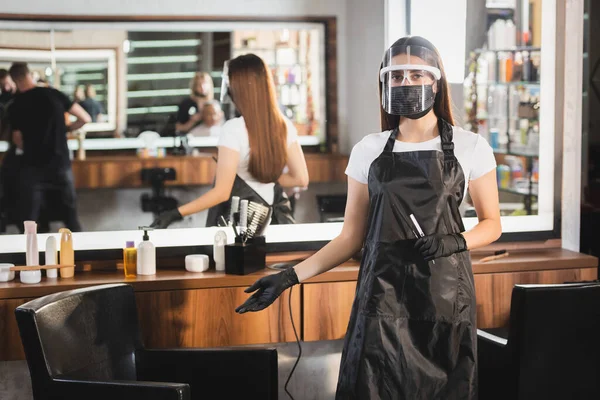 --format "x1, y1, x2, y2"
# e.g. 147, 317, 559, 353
205, 173, 295, 227
336, 119, 477, 399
